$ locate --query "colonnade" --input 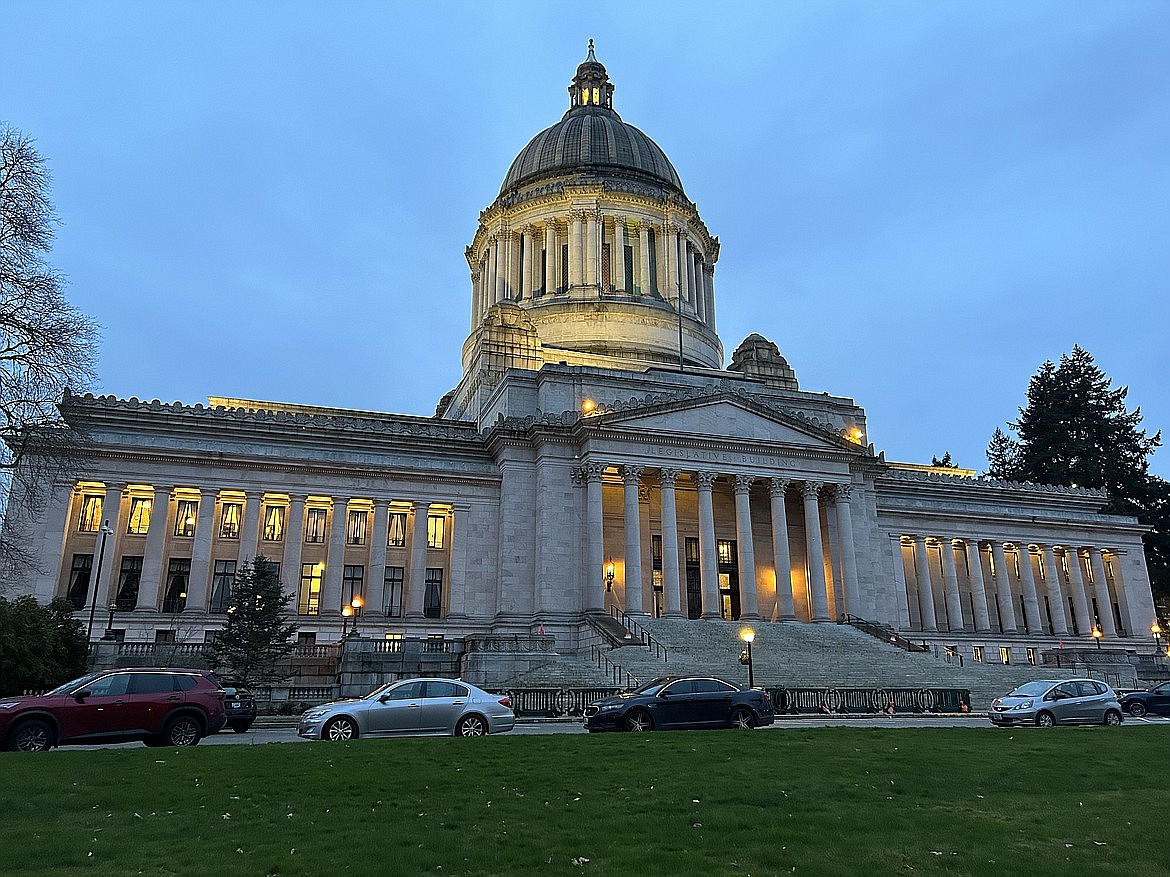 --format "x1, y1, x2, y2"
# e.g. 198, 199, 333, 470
577, 463, 860, 622
894, 534, 1125, 637
470, 214, 715, 327
59, 482, 462, 626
